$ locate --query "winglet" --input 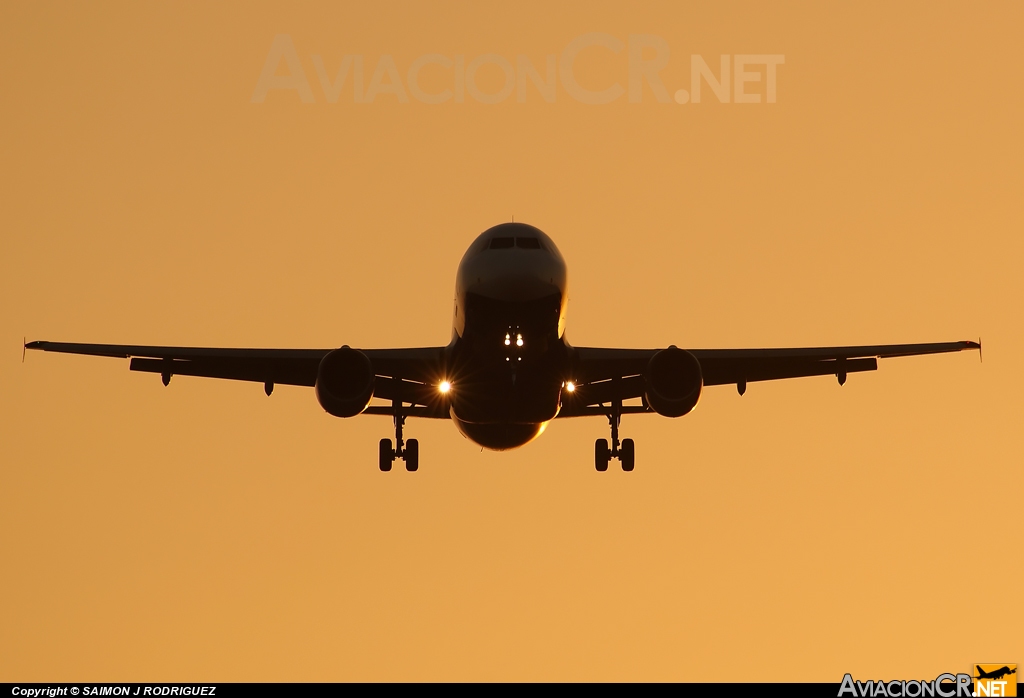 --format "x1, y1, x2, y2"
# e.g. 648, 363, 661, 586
978, 337, 983, 364
959, 338, 982, 358
22, 337, 26, 363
